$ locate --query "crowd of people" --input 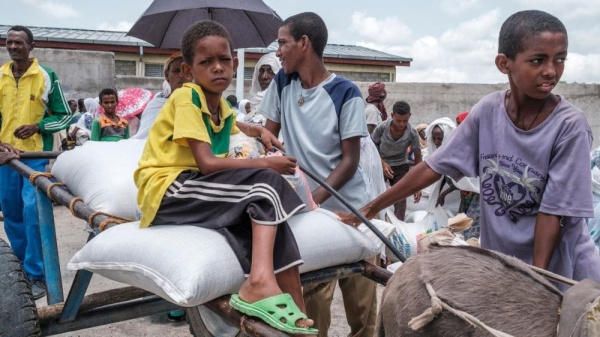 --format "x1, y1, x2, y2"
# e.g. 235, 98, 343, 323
1, 8, 600, 336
